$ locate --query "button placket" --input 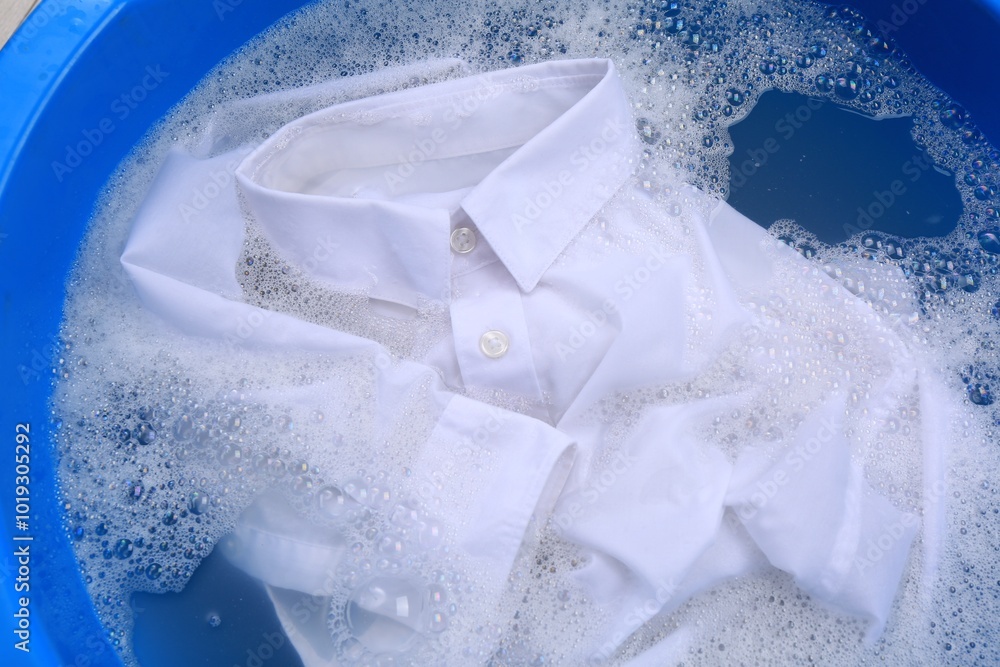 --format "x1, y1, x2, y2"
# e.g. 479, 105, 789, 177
448, 262, 544, 402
